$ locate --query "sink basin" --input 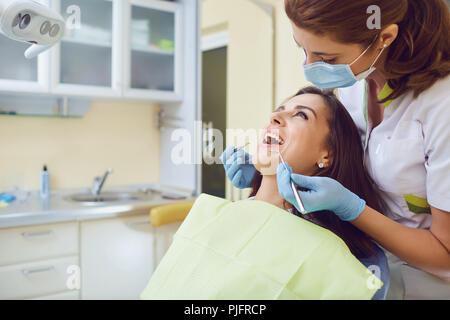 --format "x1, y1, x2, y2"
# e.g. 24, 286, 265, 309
64, 191, 152, 205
